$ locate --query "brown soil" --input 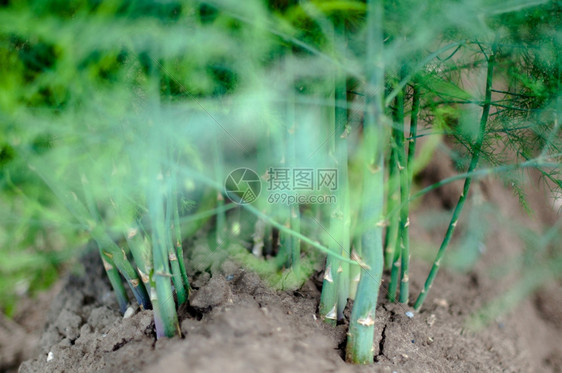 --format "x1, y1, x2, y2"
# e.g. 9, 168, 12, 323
8, 166, 562, 373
